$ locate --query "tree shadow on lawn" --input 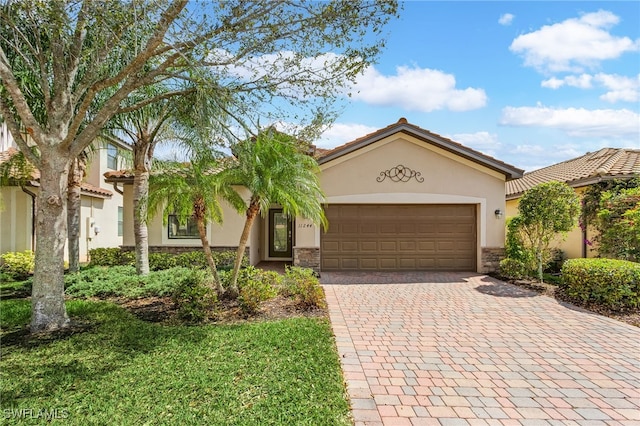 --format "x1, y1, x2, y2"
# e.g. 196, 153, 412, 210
0, 300, 213, 404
